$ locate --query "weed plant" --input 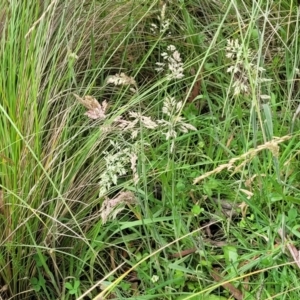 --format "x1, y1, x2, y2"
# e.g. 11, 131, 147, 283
1, 0, 300, 299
